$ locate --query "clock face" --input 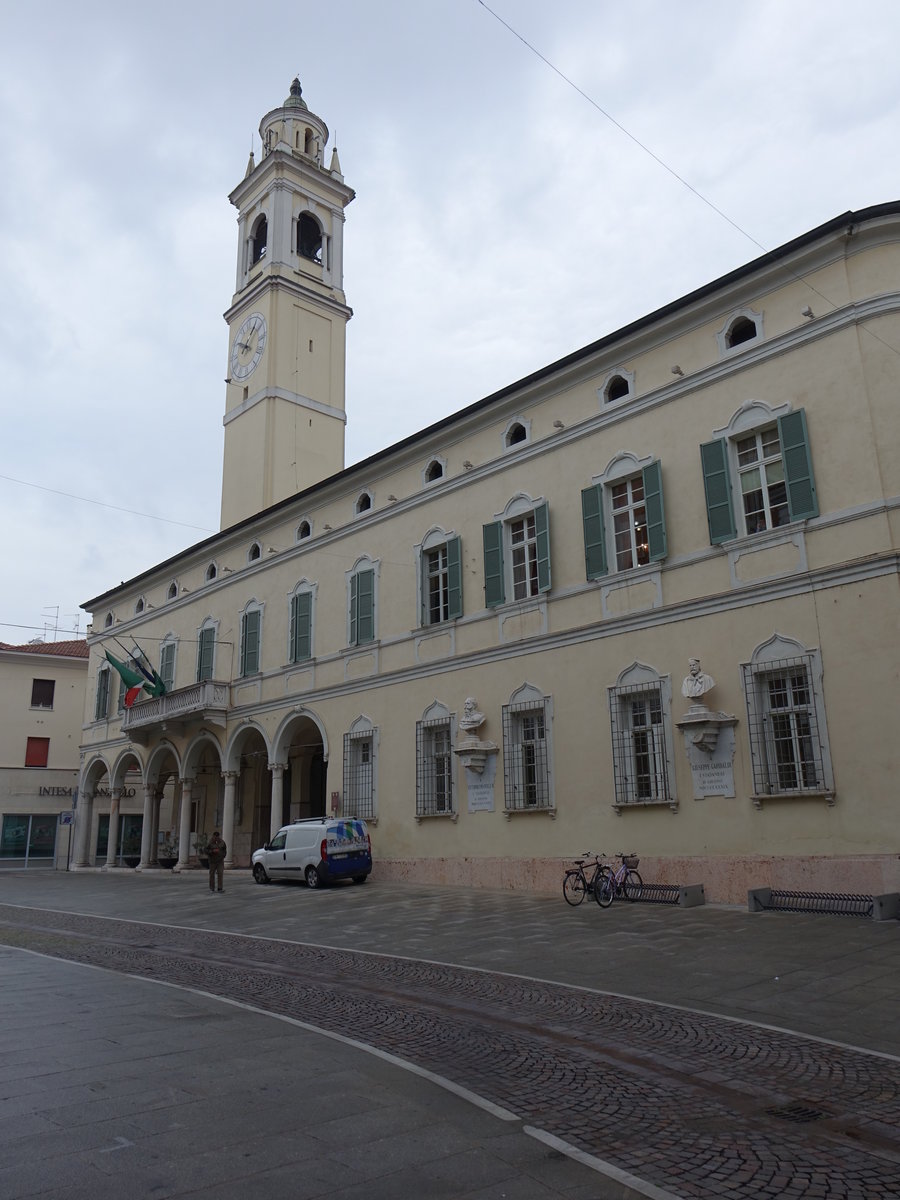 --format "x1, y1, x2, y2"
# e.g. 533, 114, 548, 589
230, 312, 267, 381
